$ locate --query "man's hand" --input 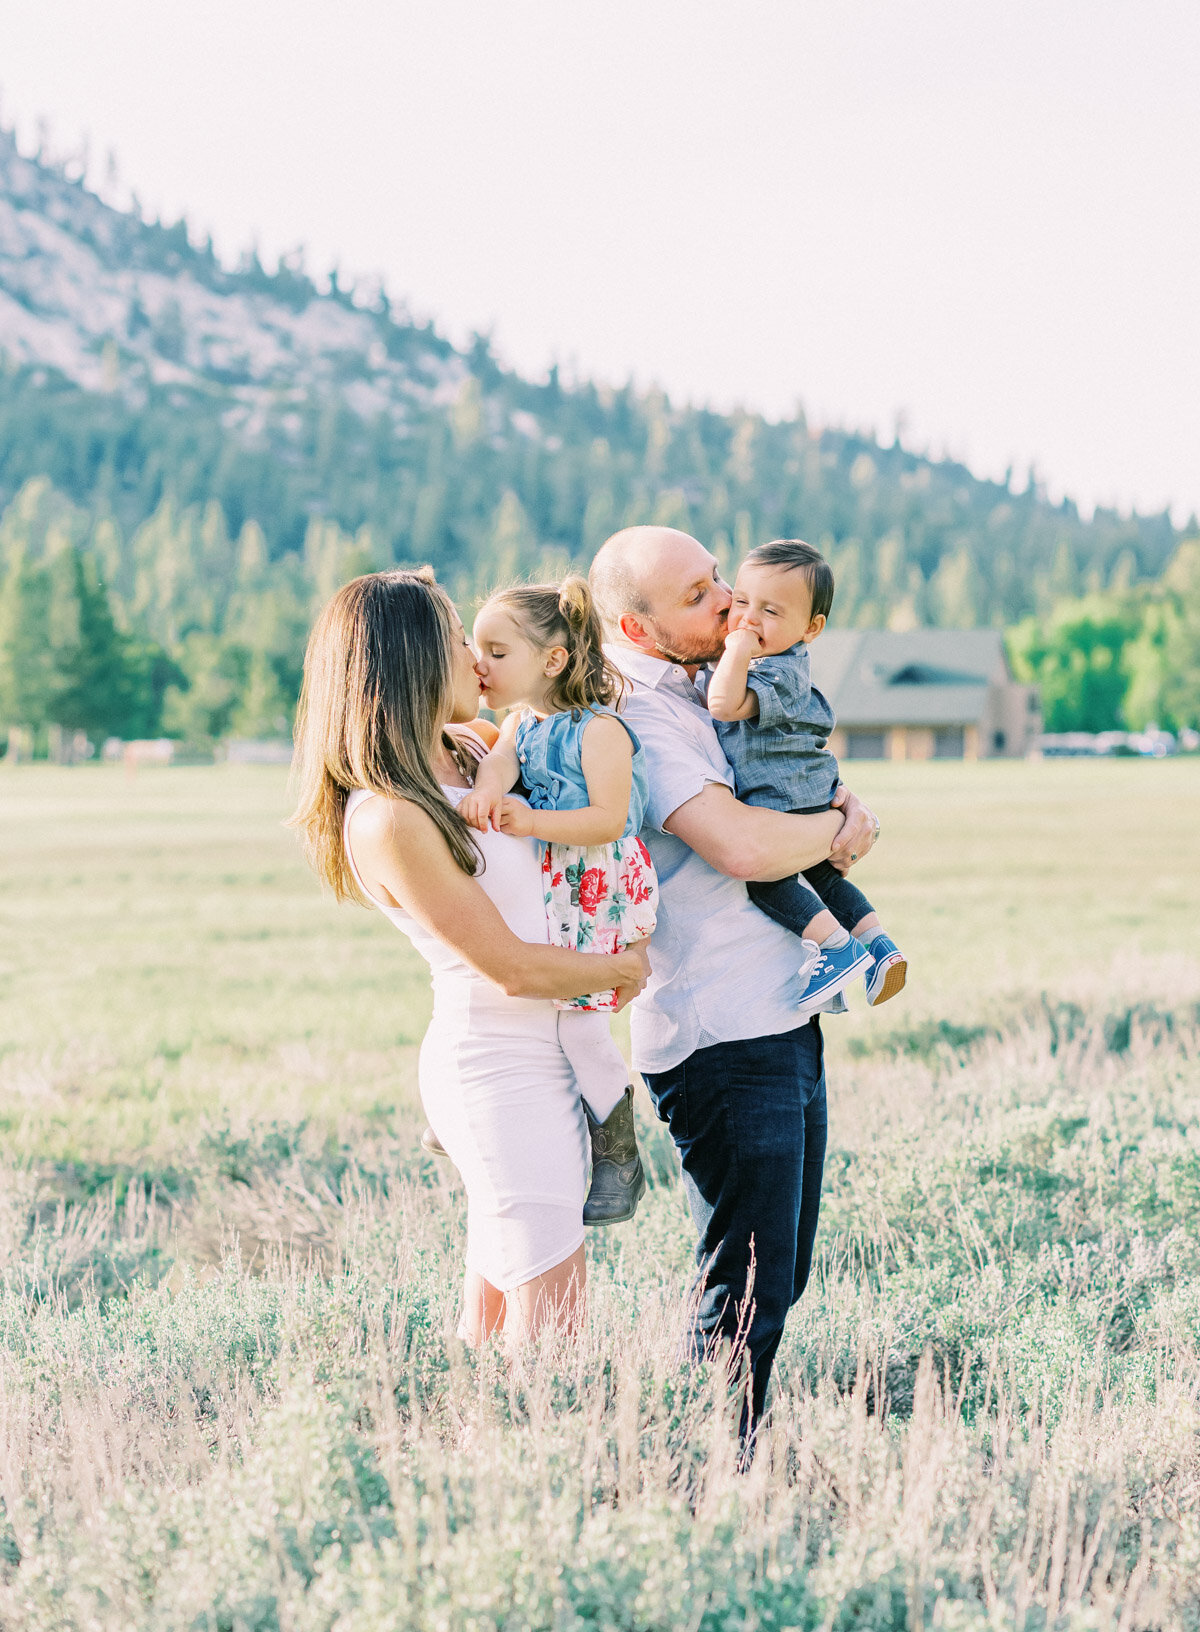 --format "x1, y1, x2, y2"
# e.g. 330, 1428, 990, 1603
827, 783, 879, 873
496, 797, 536, 838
